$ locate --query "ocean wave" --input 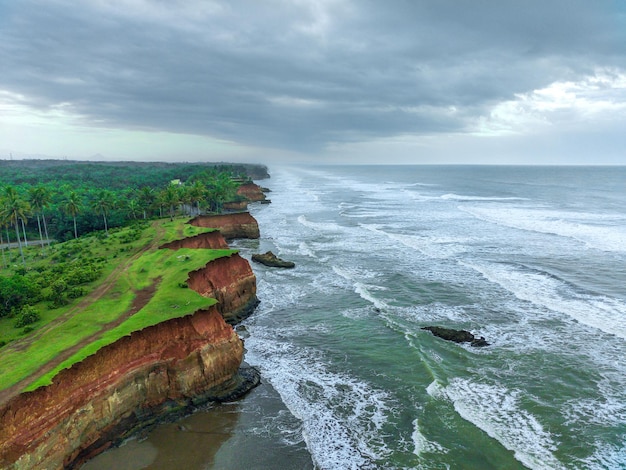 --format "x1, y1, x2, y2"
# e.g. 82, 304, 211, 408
244, 332, 393, 470
464, 262, 626, 340
360, 224, 470, 259
580, 442, 626, 470
297, 214, 345, 232
461, 206, 626, 253
427, 379, 565, 470
441, 193, 528, 201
